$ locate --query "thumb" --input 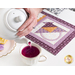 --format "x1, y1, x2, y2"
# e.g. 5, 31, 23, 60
23, 8, 30, 13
